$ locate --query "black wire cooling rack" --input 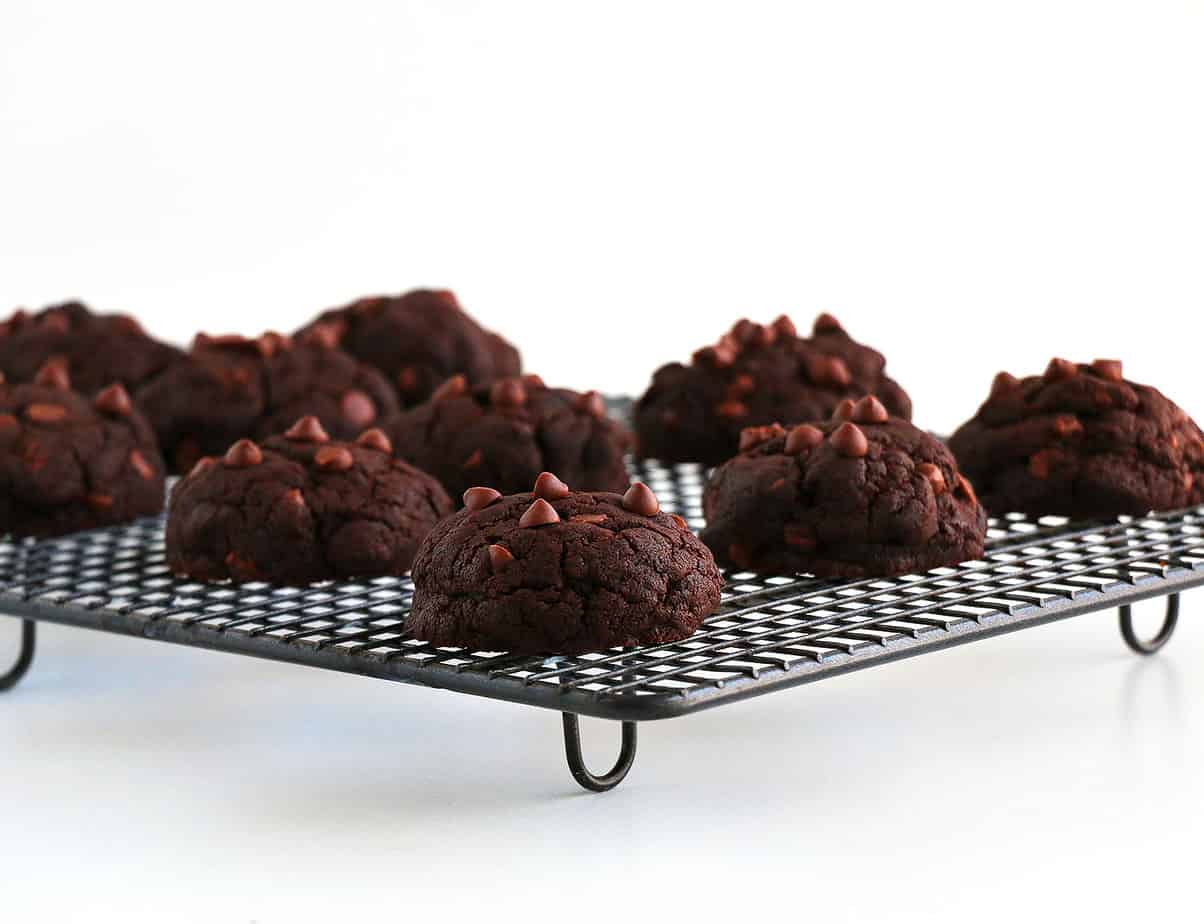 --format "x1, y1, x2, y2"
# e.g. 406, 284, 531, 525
1, 405, 1201, 791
